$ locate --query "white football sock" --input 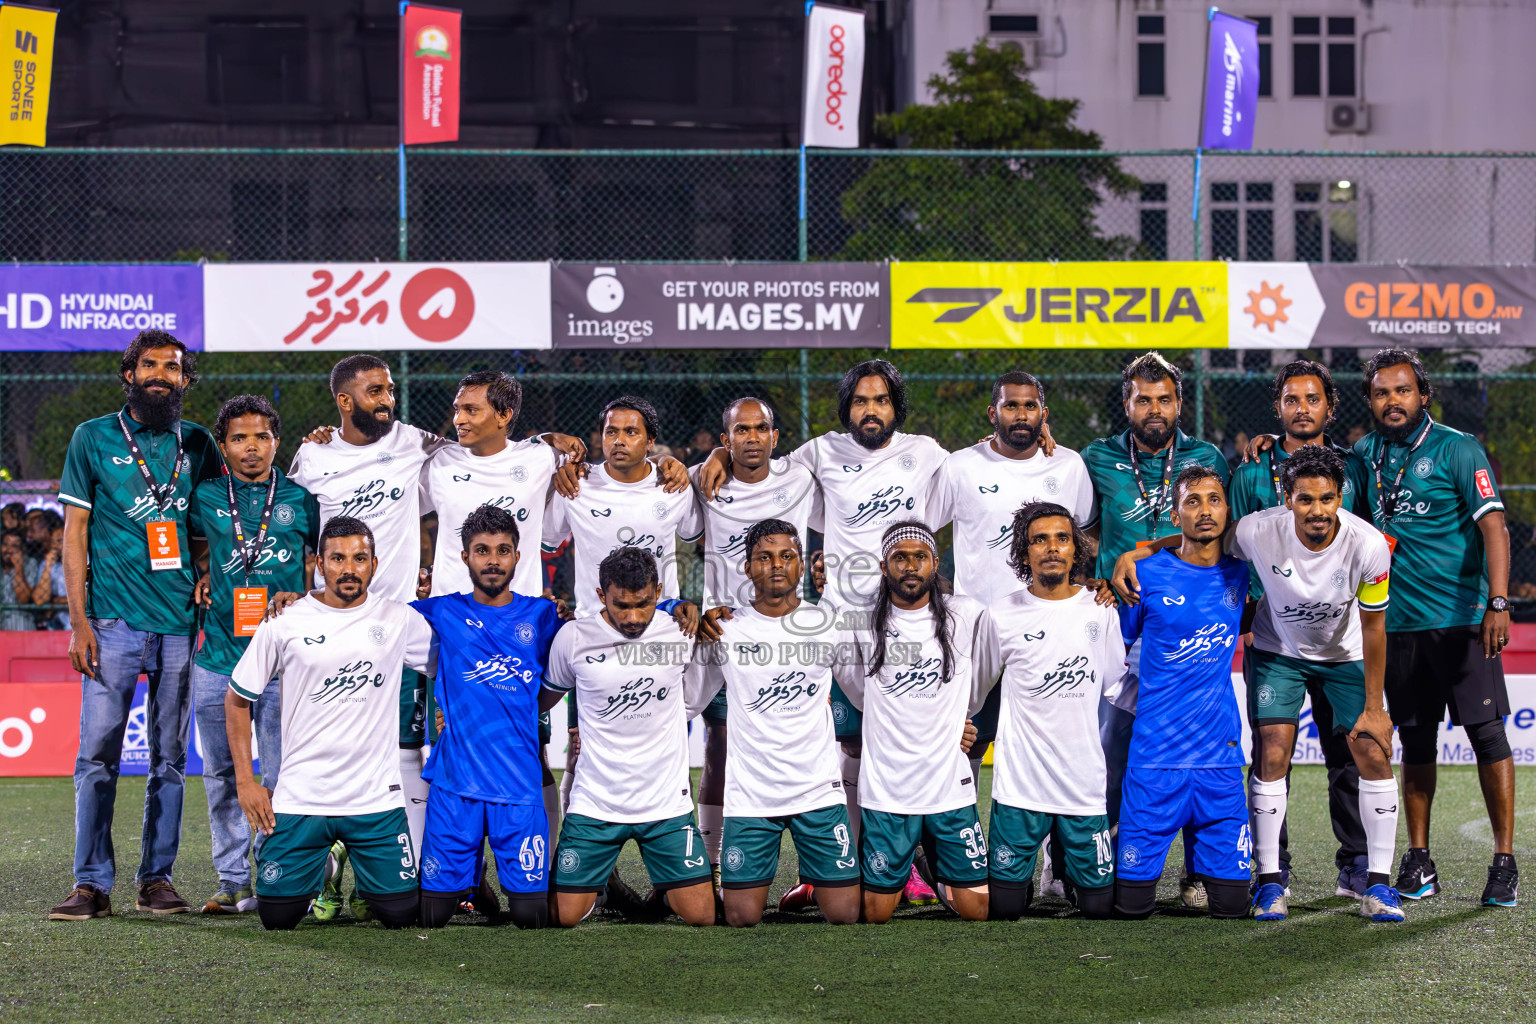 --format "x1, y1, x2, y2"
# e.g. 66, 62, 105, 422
698, 803, 724, 866
1359, 776, 1401, 880
1249, 775, 1287, 878
840, 750, 862, 851
543, 782, 561, 841
398, 746, 430, 859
